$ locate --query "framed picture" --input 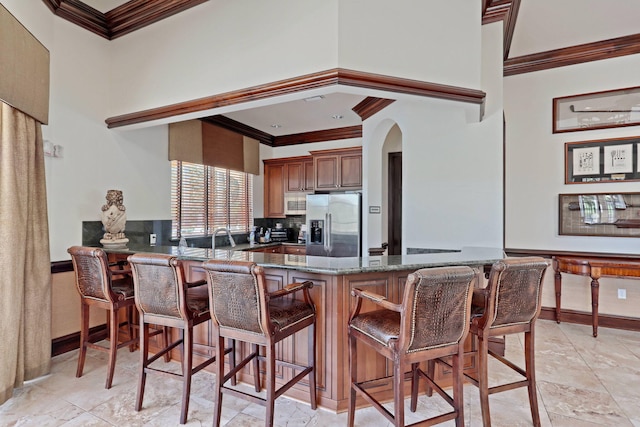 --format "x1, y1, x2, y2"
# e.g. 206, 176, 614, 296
553, 86, 640, 133
565, 136, 640, 184
559, 192, 640, 237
